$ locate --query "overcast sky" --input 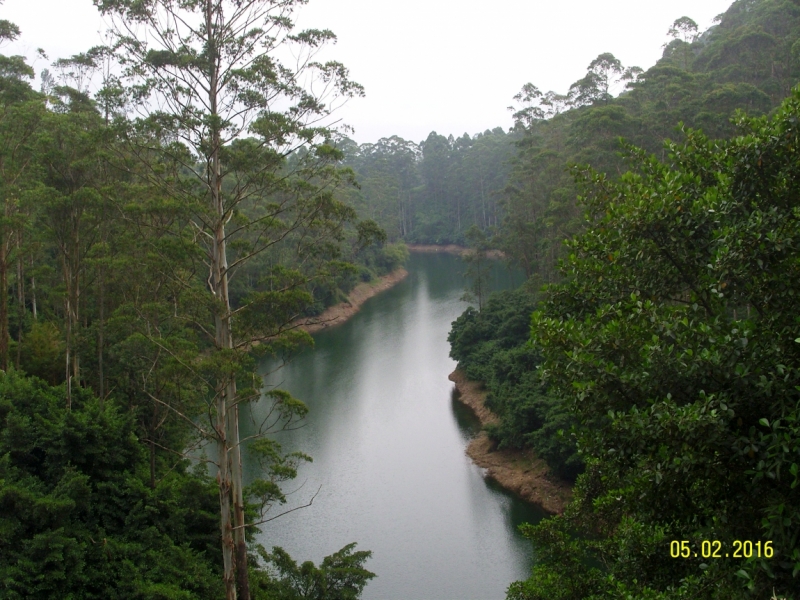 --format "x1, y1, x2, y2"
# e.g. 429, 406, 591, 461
3, 0, 735, 144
